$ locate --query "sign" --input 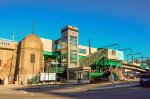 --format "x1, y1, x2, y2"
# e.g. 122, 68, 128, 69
40, 73, 56, 81
116, 50, 124, 60
108, 49, 117, 59
107, 49, 124, 60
